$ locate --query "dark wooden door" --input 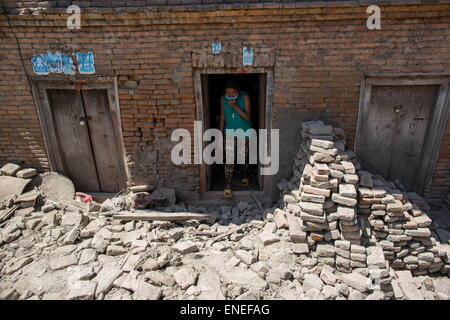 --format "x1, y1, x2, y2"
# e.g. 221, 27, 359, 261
47, 89, 123, 193
358, 85, 437, 191
48, 89, 100, 192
